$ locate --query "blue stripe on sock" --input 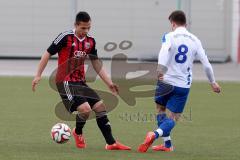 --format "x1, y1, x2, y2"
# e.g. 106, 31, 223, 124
154, 131, 159, 139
